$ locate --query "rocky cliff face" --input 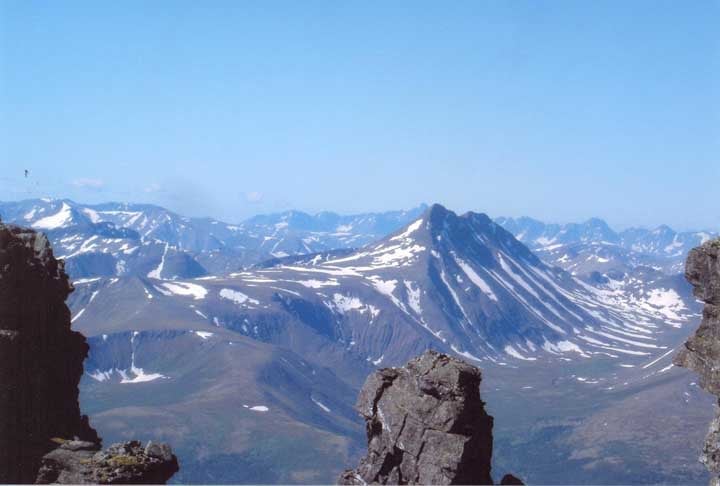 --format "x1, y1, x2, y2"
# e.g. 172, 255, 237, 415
674, 239, 720, 485
338, 350, 520, 485
0, 224, 97, 482
0, 224, 178, 484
